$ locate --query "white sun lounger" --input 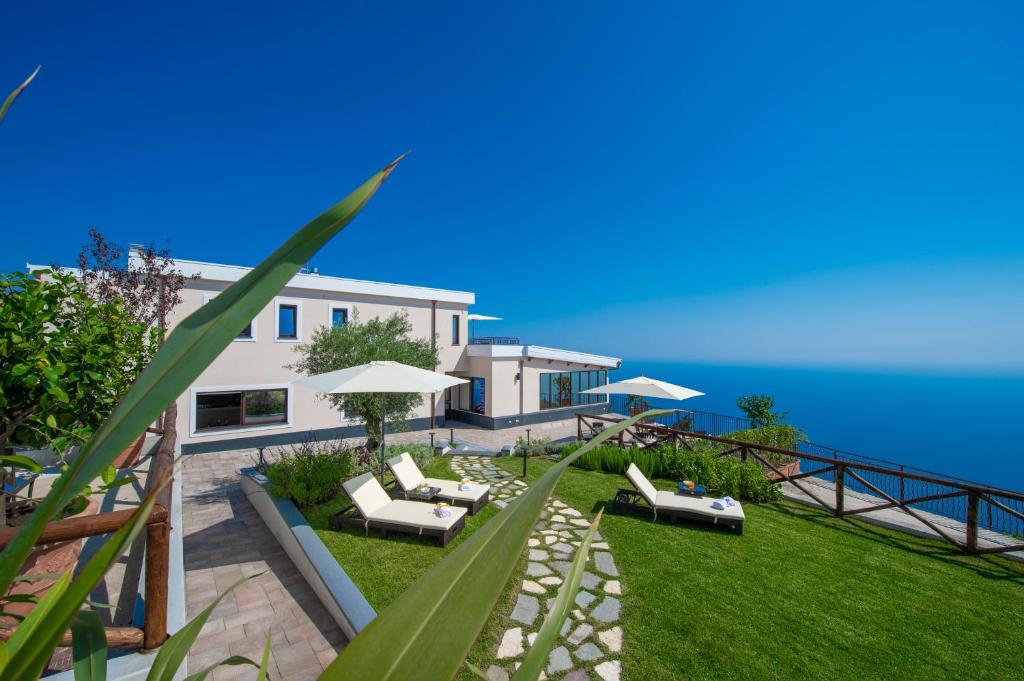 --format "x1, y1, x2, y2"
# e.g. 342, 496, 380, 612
331, 472, 467, 546
613, 463, 745, 534
386, 452, 490, 514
